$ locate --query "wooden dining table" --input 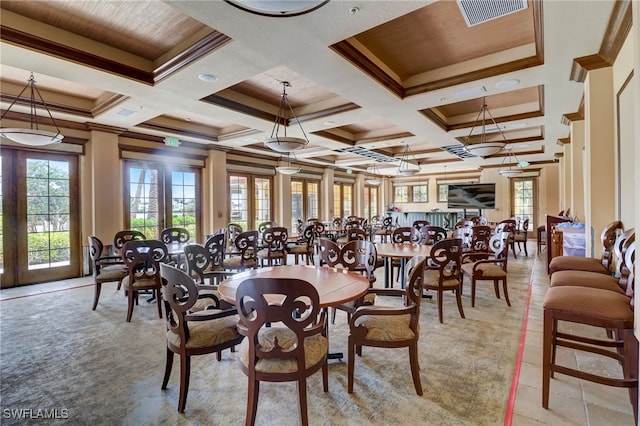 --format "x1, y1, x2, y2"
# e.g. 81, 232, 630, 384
375, 243, 432, 288
218, 264, 370, 360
